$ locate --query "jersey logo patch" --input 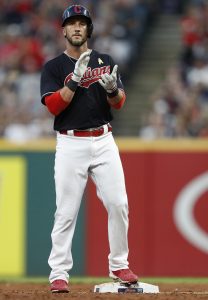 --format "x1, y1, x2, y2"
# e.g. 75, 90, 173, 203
64, 65, 111, 88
